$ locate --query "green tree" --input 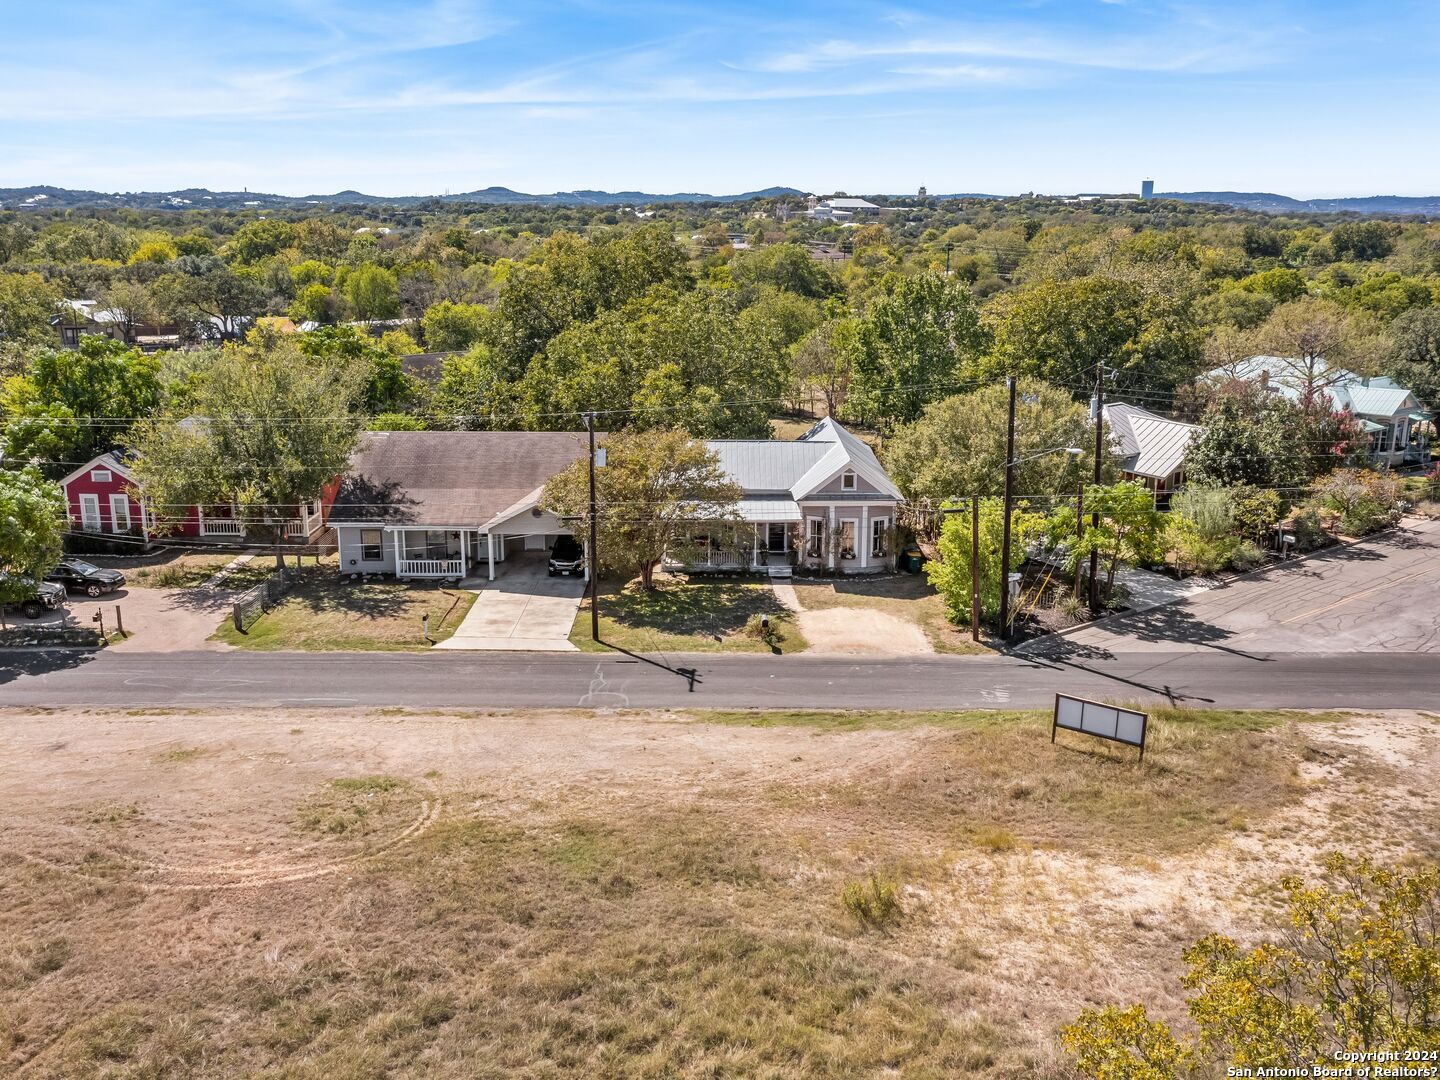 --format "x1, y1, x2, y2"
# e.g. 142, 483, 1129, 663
288, 282, 336, 324
126, 336, 364, 568
884, 378, 1093, 503
154, 268, 266, 339
431, 344, 526, 430
97, 279, 160, 344
343, 264, 401, 322
295, 325, 421, 415
0, 468, 66, 627
847, 273, 988, 429
541, 428, 742, 590
225, 219, 298, 265
1062, 855, 1440, 1077
0, 272, 62, 352
790, 319, 858, 417
926, 497, 1046, 627
1074, 482, 1165, 599
421, 300, 491, 351
730, 243, 840, 298
1, 337, 162, 473
1329, 221, 1397, 262
1387, 306, 1440, 409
